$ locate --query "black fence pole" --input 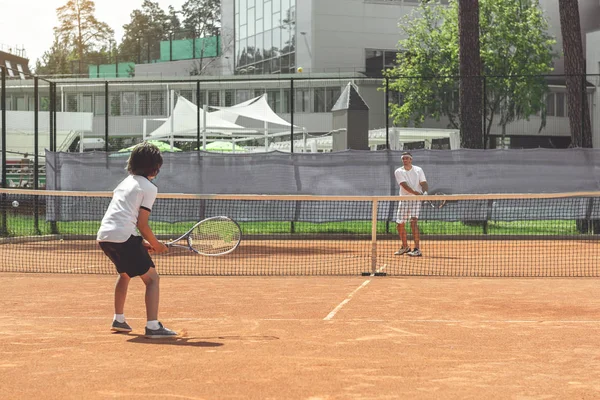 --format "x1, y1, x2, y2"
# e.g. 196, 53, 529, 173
53, 82, 57, 149
33, 77, 40, 233
385, 77, 390, 149
581, 74, 585, 143
0, 67, 6, 236
104, 82, 109, 151
290, 78, 294, 153
1, 67, 6, 189
169, 32, 173, 61
49, 82, 54, 151
482, 76, 487, 149
196, 80, 200, 152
